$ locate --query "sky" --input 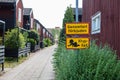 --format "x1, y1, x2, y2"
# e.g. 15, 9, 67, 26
23, 0, 83, 28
